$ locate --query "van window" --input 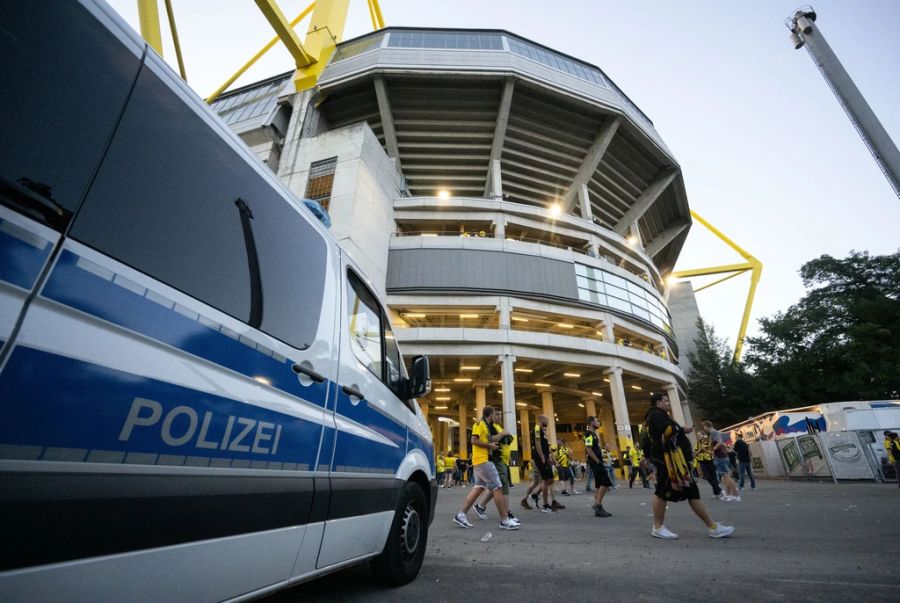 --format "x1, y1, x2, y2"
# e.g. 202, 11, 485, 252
71, 65, 326, 350
384, 323, 403, 394
0, 2, 141, 230
347, 272, 384, 379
